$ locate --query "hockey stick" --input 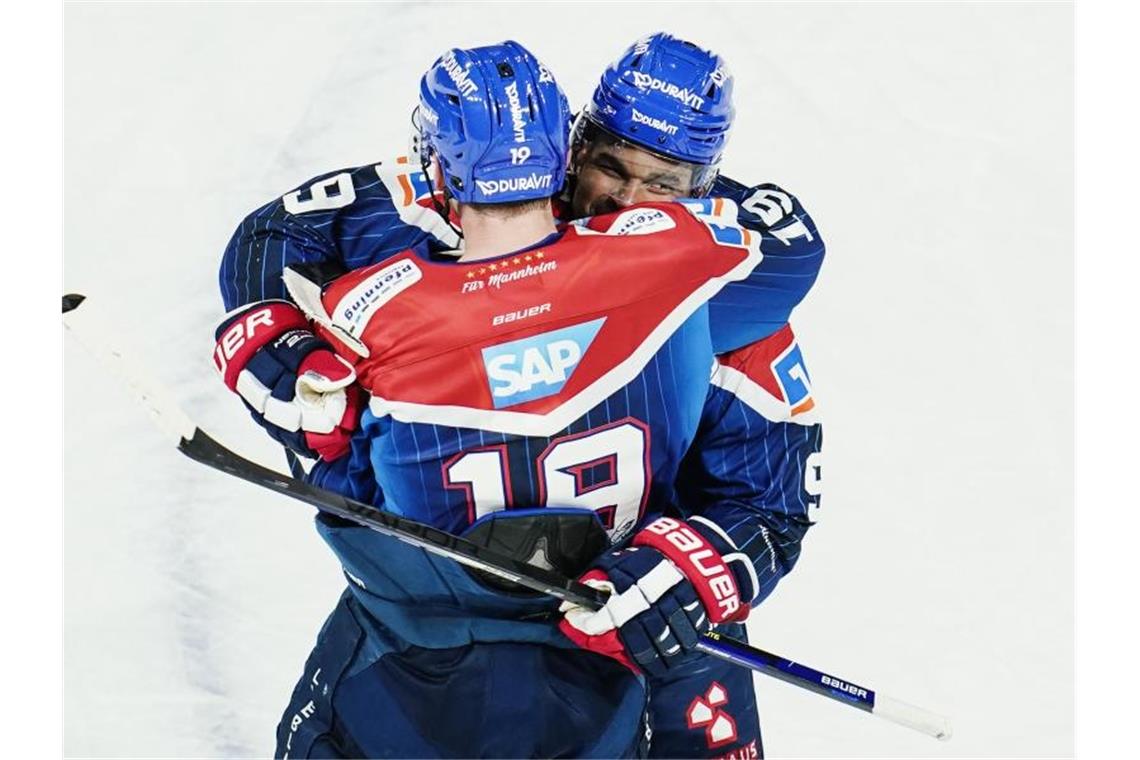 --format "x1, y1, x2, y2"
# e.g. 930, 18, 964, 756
62, 293, 952, 742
